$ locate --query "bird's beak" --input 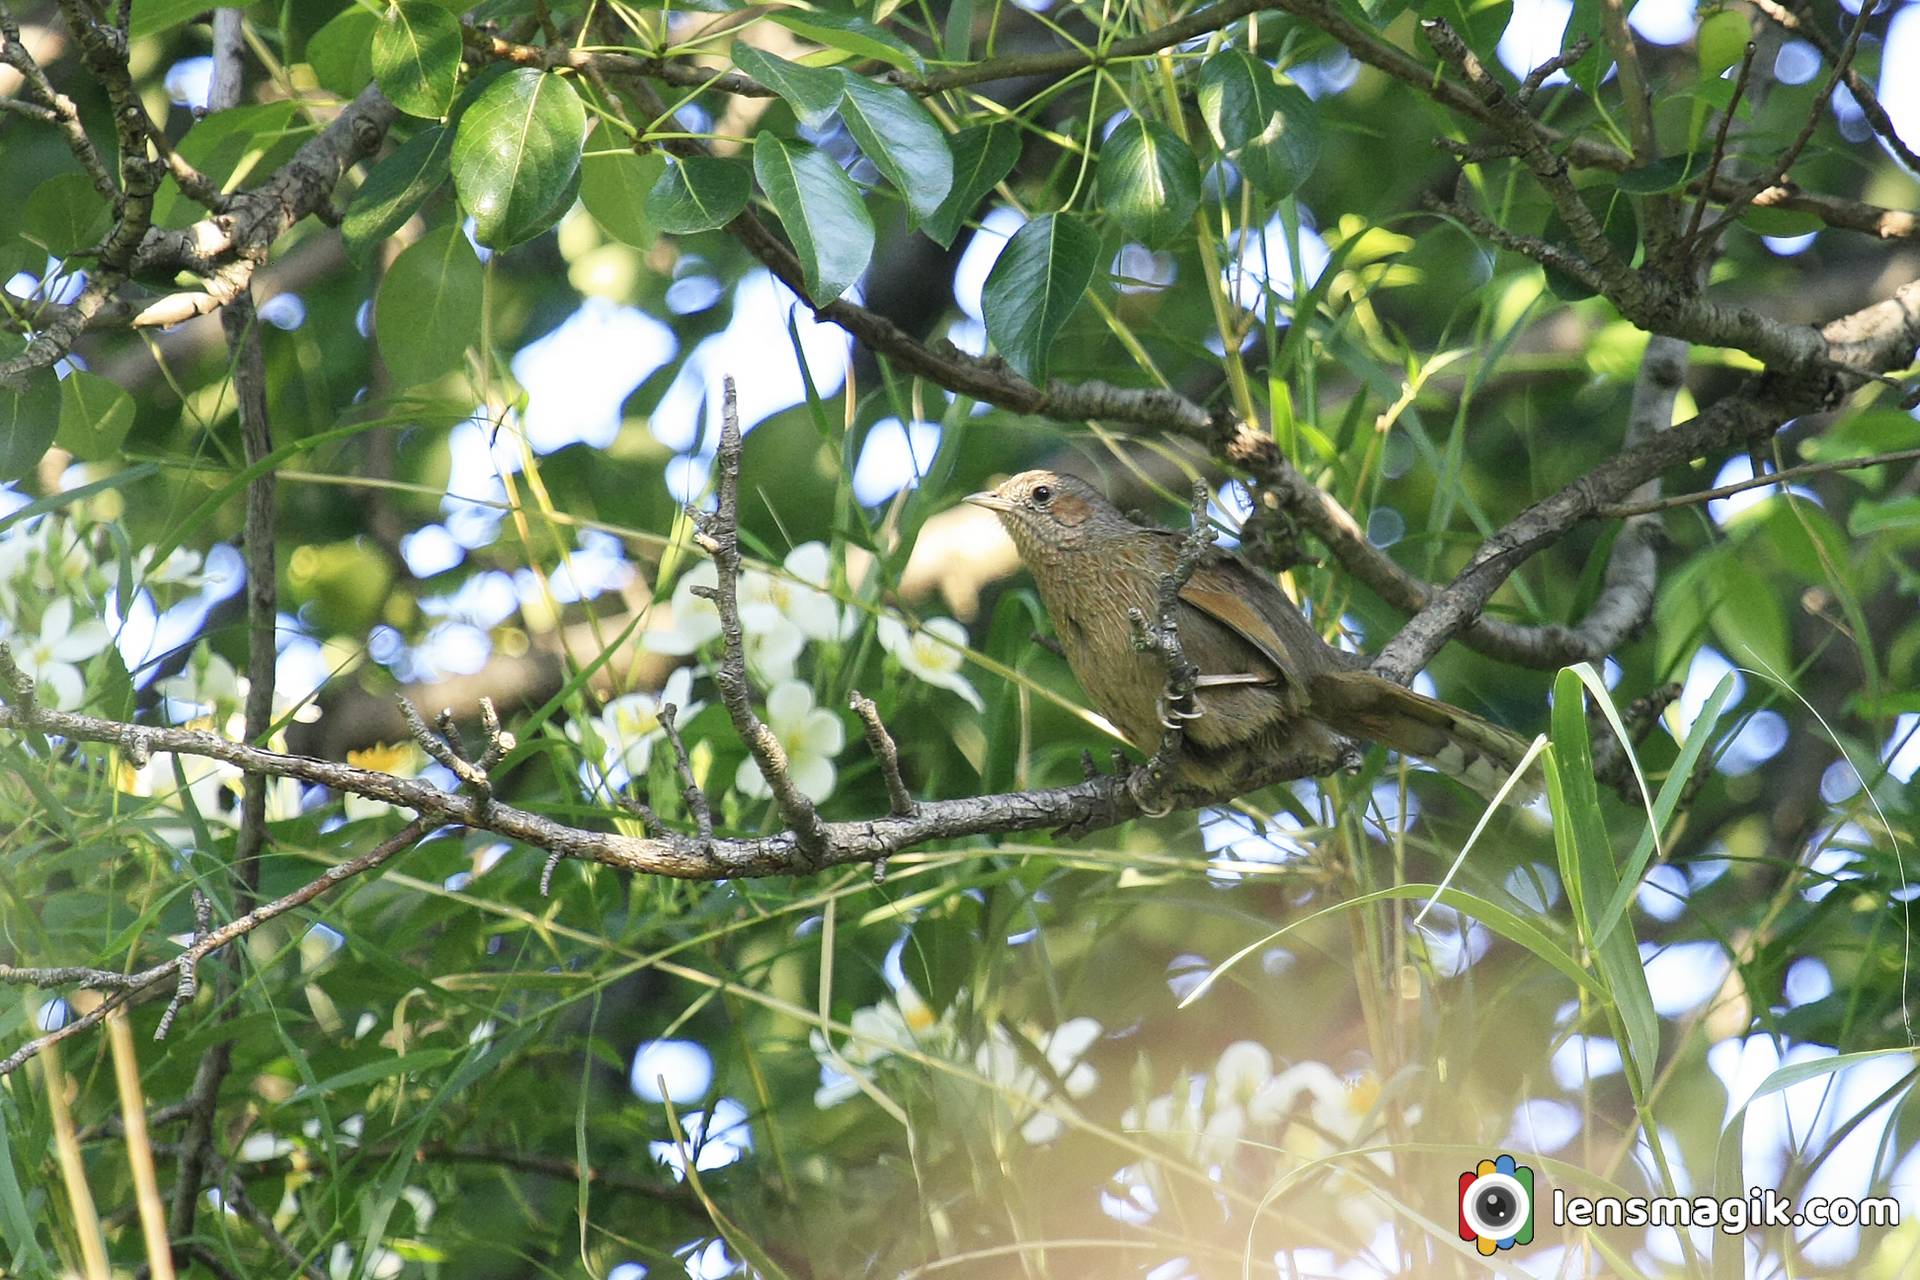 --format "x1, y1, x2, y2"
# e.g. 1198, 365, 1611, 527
963, 491, 1014, 513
